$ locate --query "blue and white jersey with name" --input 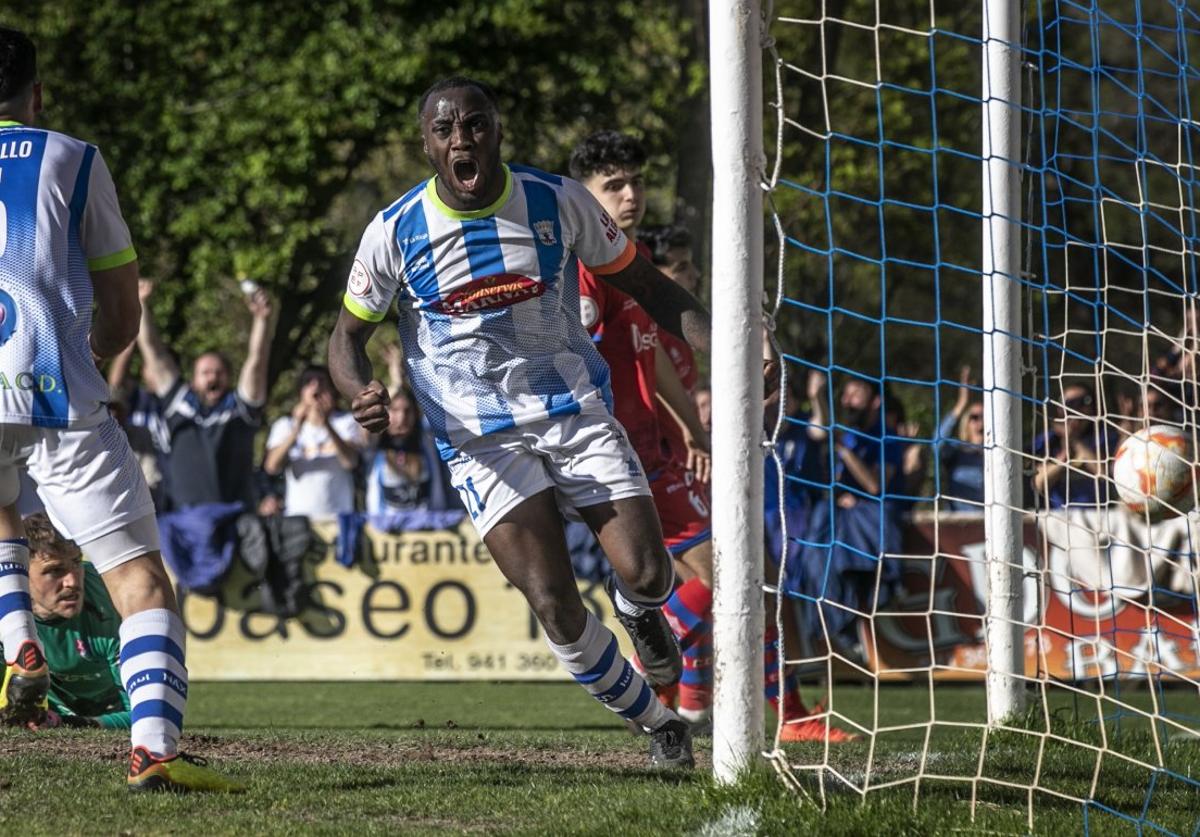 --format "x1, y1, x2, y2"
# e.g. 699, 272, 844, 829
344, 164, 636, 459
0, 122, 137, 428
